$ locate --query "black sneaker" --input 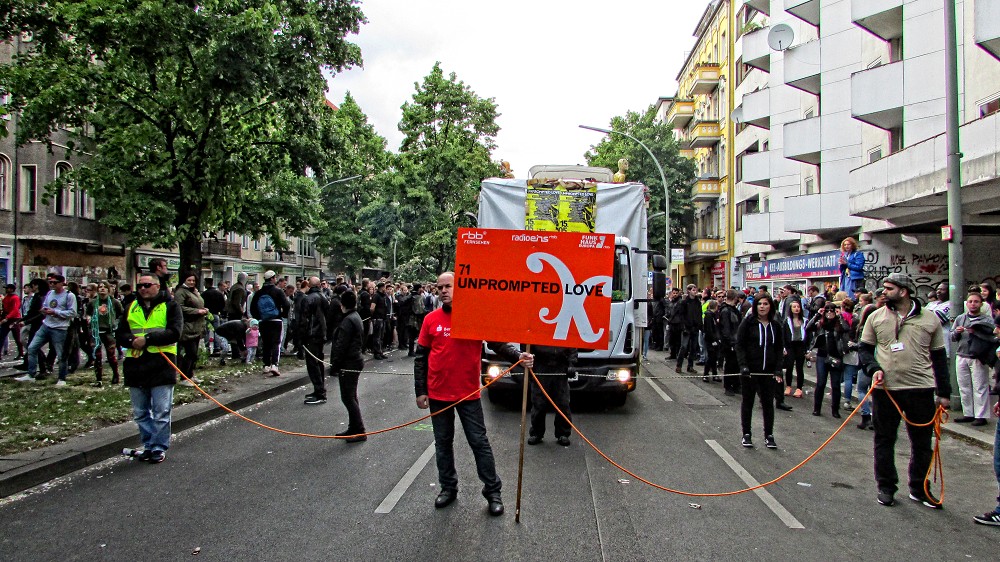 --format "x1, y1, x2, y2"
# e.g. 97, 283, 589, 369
741, 434, 753, 448
147, 450, 166, 464
877, 491, 895, 506
304, 395, 327, 405
527, 435, 543, 445
764, 435, 777, 449
908, 492, 943, 509
556, 436, 571, 447
973, 511, 1000, 526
